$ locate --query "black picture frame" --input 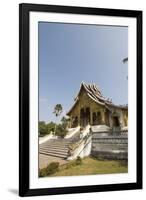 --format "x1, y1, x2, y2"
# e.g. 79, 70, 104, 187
19, 3, 143, 197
